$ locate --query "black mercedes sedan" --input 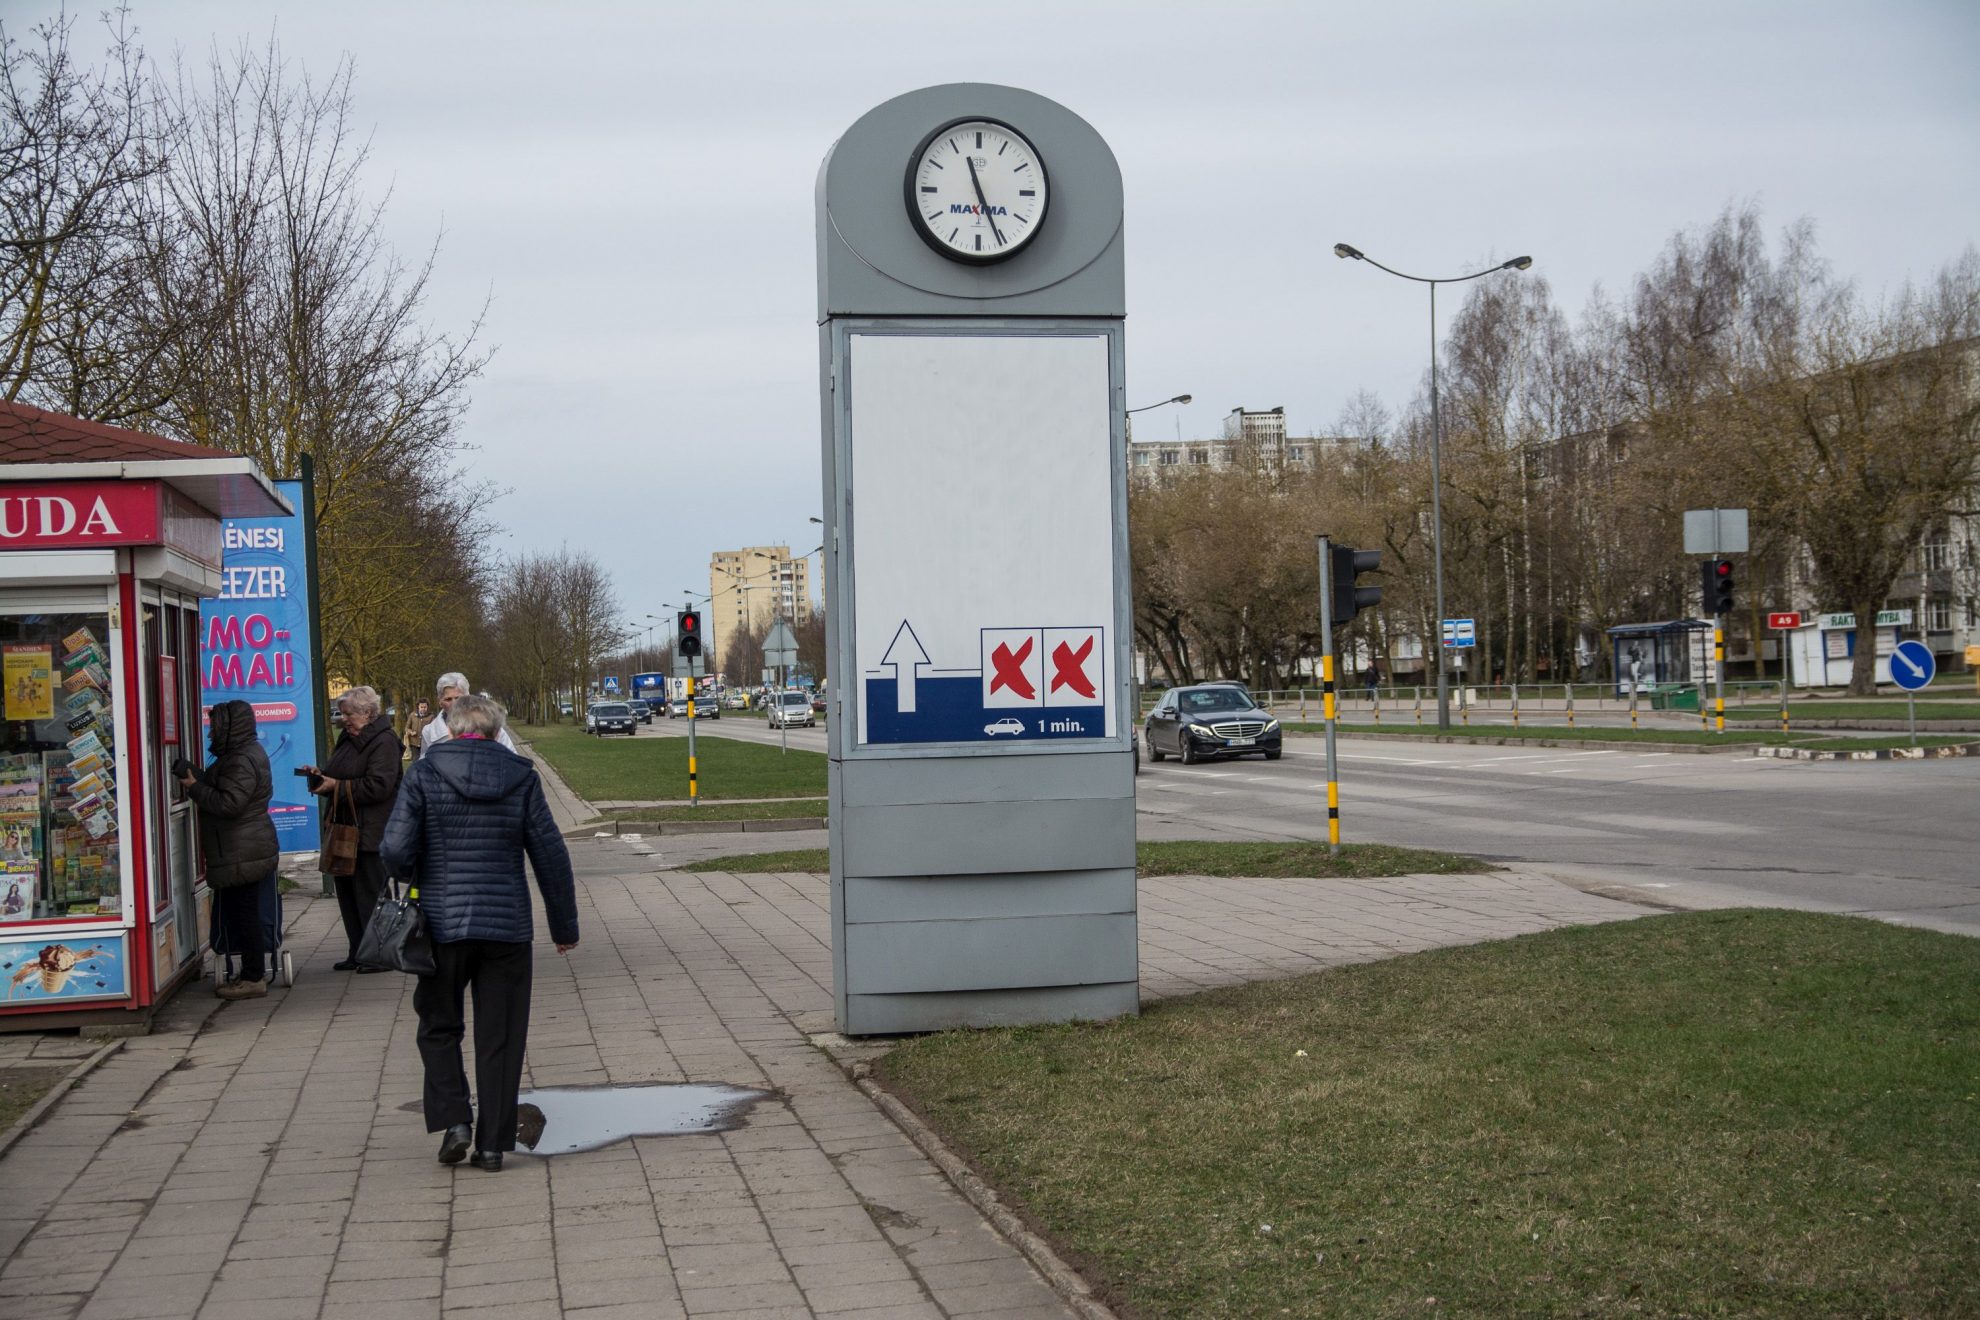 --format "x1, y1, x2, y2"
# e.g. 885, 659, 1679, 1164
1143, 685, 1282, 764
